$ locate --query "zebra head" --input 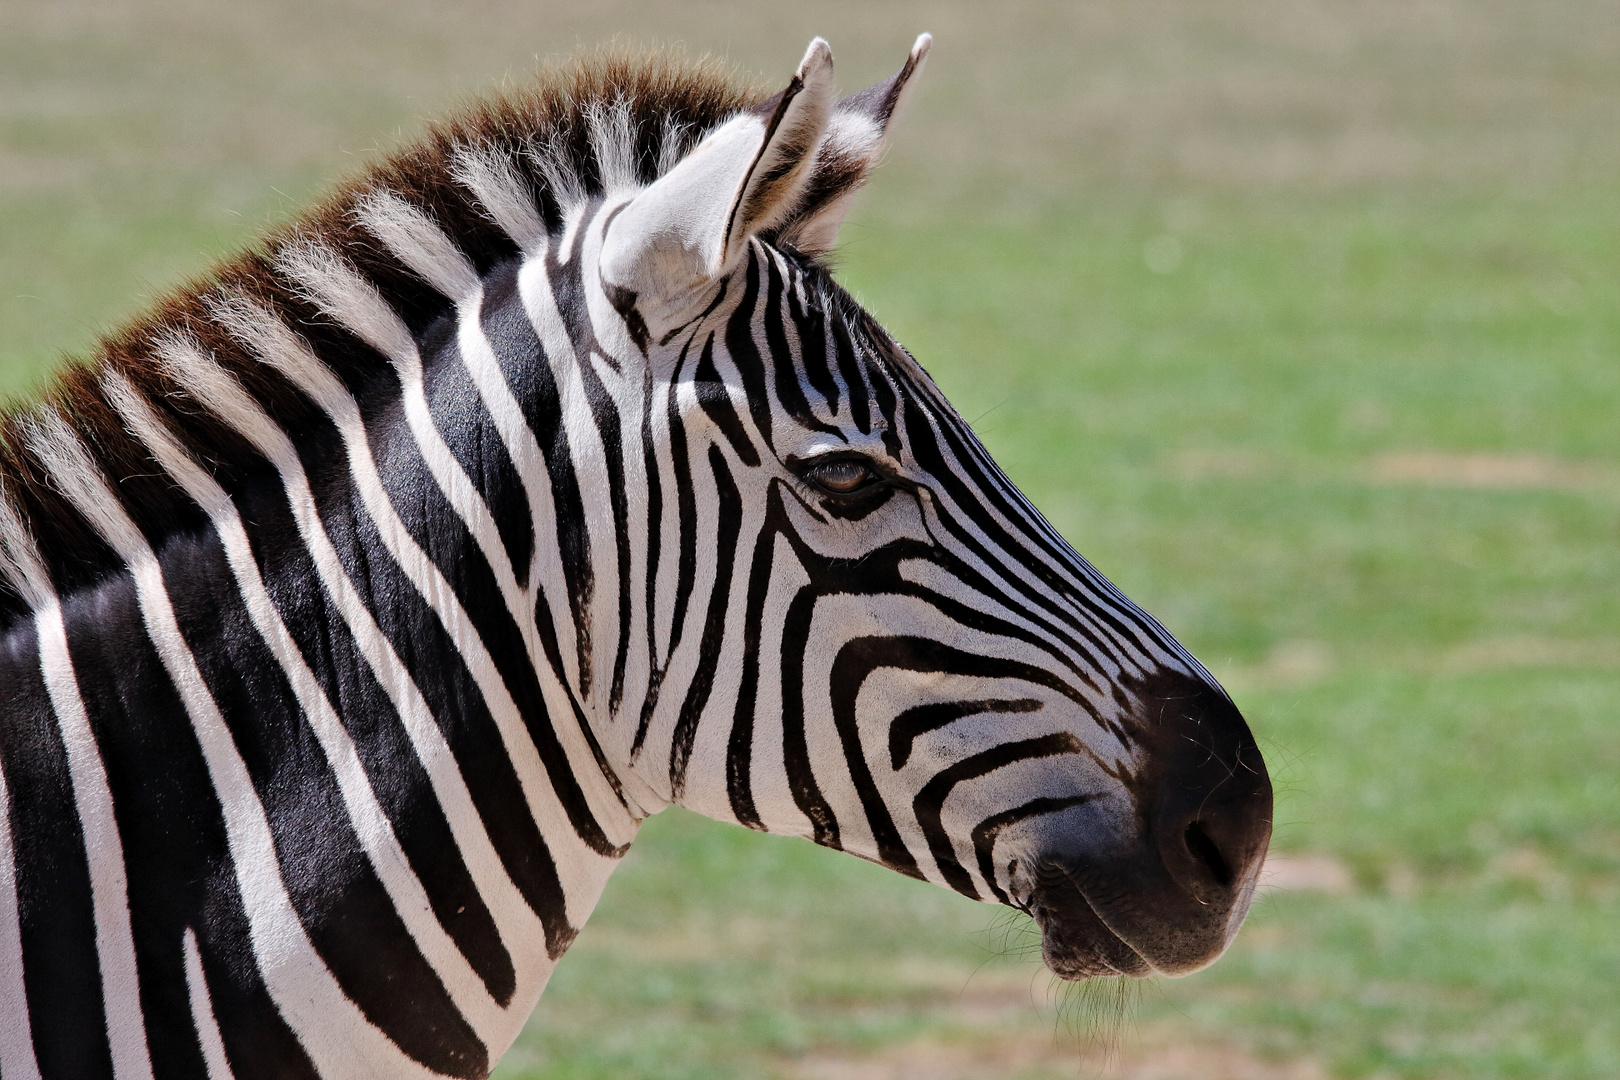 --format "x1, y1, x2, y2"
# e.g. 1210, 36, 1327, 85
0, 35, 1273, 1078
574, 37, 1274, 980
